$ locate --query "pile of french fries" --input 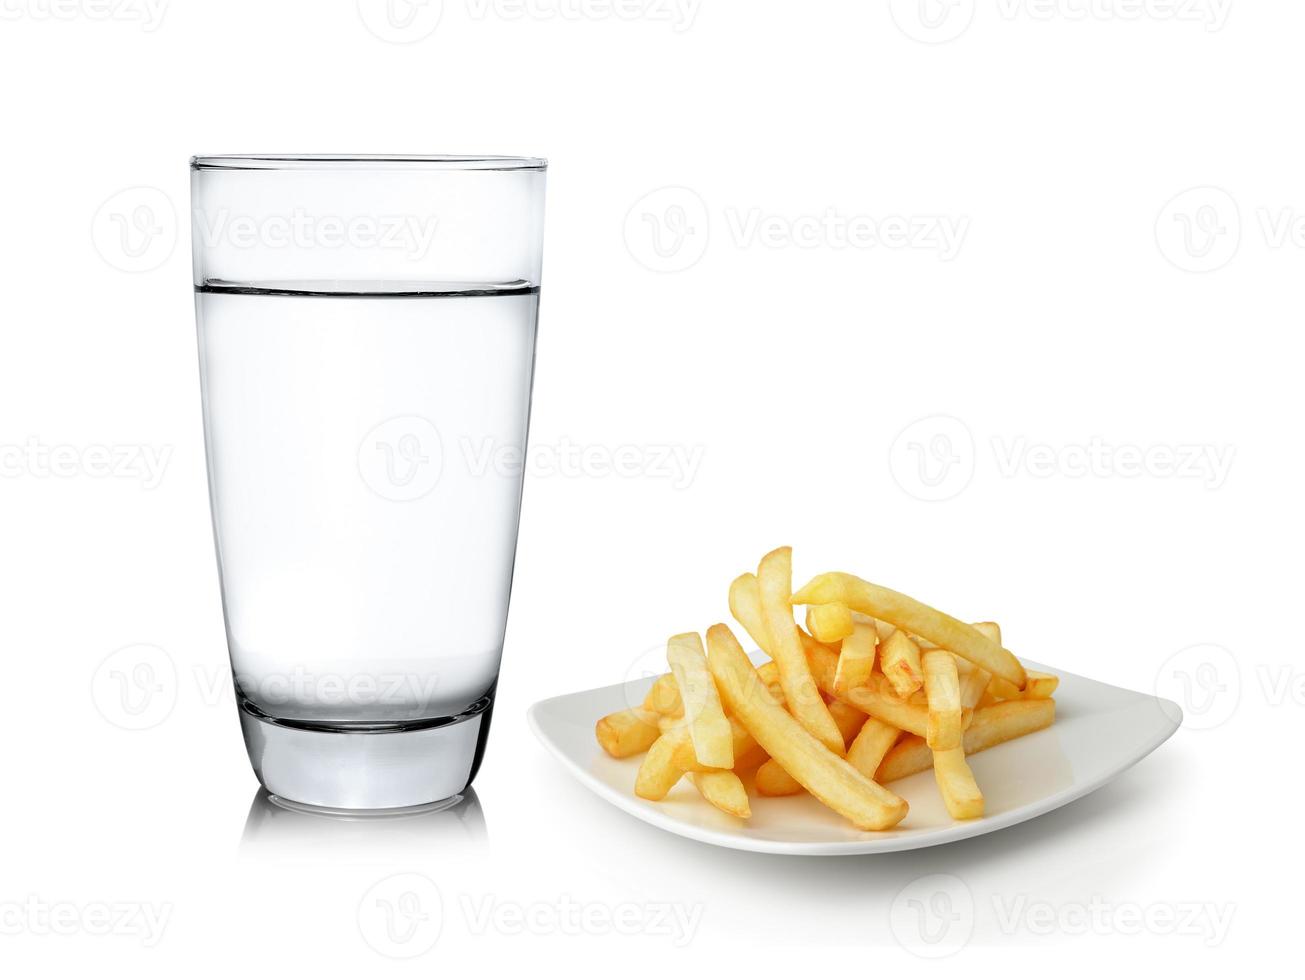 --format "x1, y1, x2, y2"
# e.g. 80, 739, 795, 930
594, 548, 1058, 831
